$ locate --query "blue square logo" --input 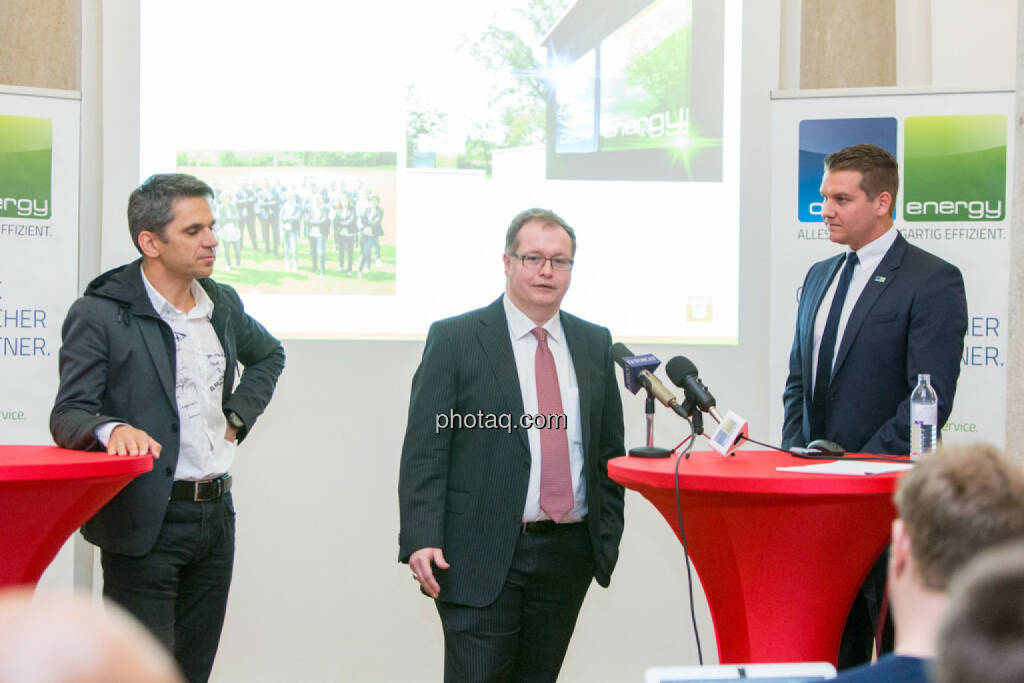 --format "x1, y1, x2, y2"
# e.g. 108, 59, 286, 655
798, 118, 898, 223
